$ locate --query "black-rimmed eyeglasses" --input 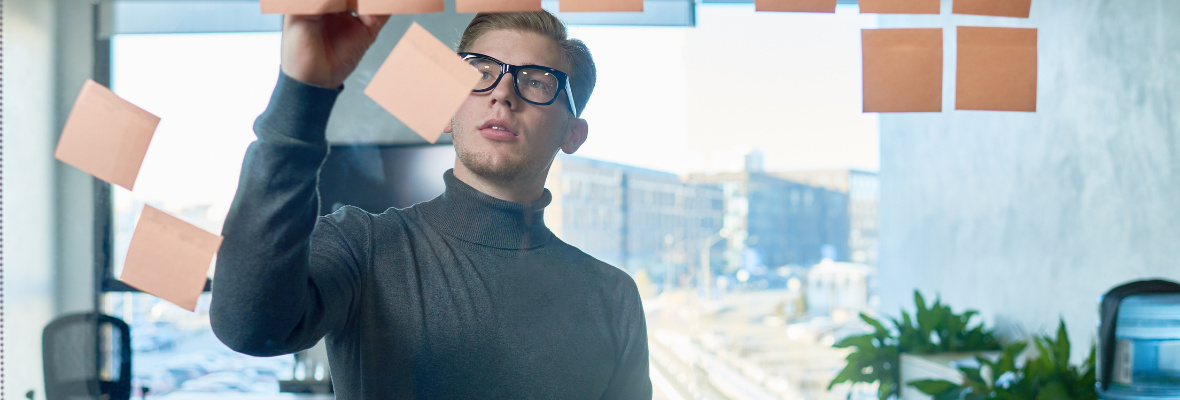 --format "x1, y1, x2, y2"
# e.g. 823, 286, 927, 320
459, 52, 577, 116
